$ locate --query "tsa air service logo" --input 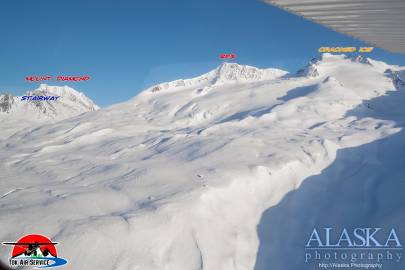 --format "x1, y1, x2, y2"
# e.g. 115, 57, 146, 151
3, 234, 68, 268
